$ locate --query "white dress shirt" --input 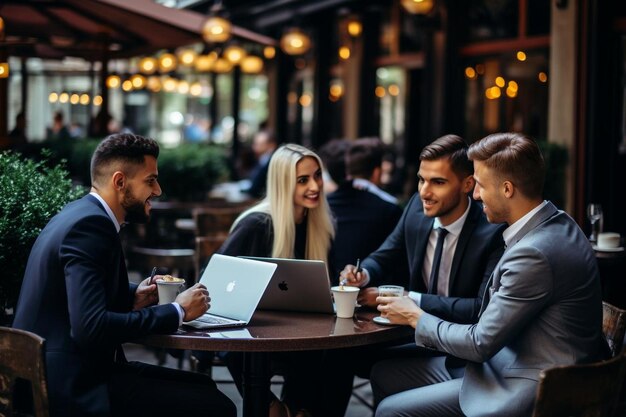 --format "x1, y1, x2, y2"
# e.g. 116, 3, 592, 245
409, 197, 472, 305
